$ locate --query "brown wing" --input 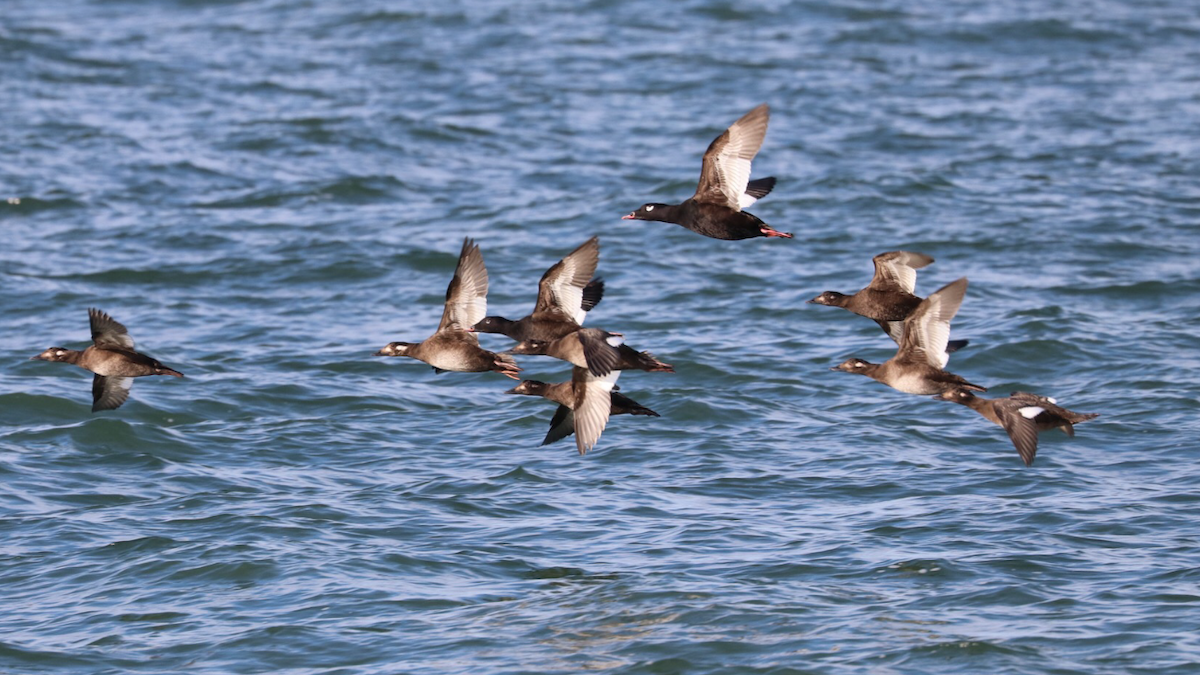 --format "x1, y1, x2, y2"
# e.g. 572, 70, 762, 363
437, 238, 489, 336
994, 398, 1043, 466
533, 236, 600, 324
693, 103, 770, 210
89, 308, 135, 349
573, 329, 622, 377
541, 405, 576, 446
868, 251, 934, 294
92, 374, 133, 412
